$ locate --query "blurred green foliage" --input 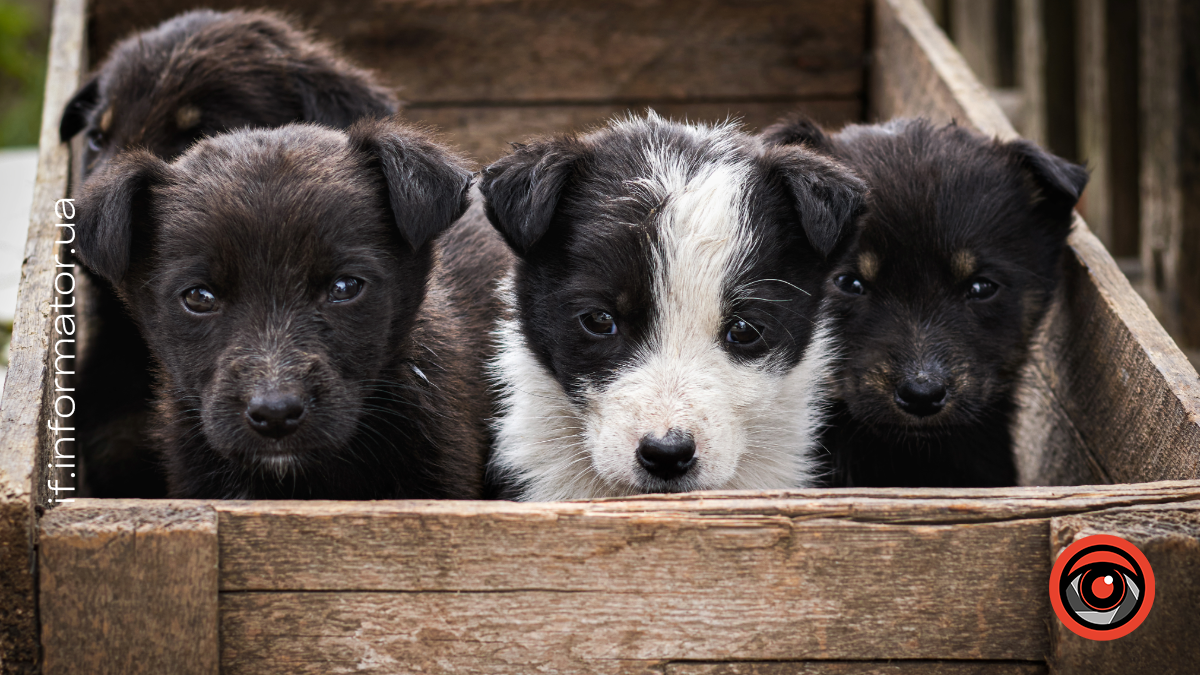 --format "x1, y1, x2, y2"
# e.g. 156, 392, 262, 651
0, 0, 47, 147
